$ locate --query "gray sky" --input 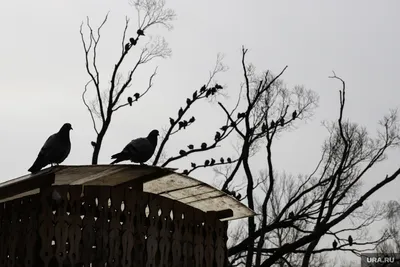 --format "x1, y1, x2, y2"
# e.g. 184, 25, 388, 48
0, 0, 399, 262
